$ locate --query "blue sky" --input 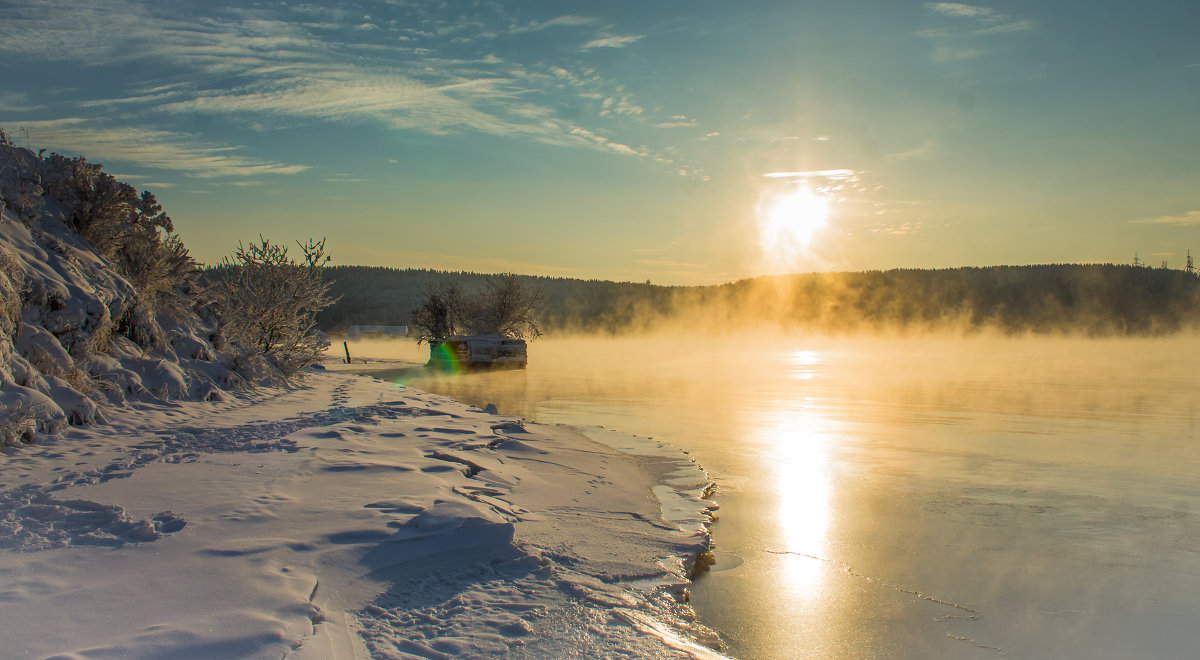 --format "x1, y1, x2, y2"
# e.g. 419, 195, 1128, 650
2, 0, 1197, 283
